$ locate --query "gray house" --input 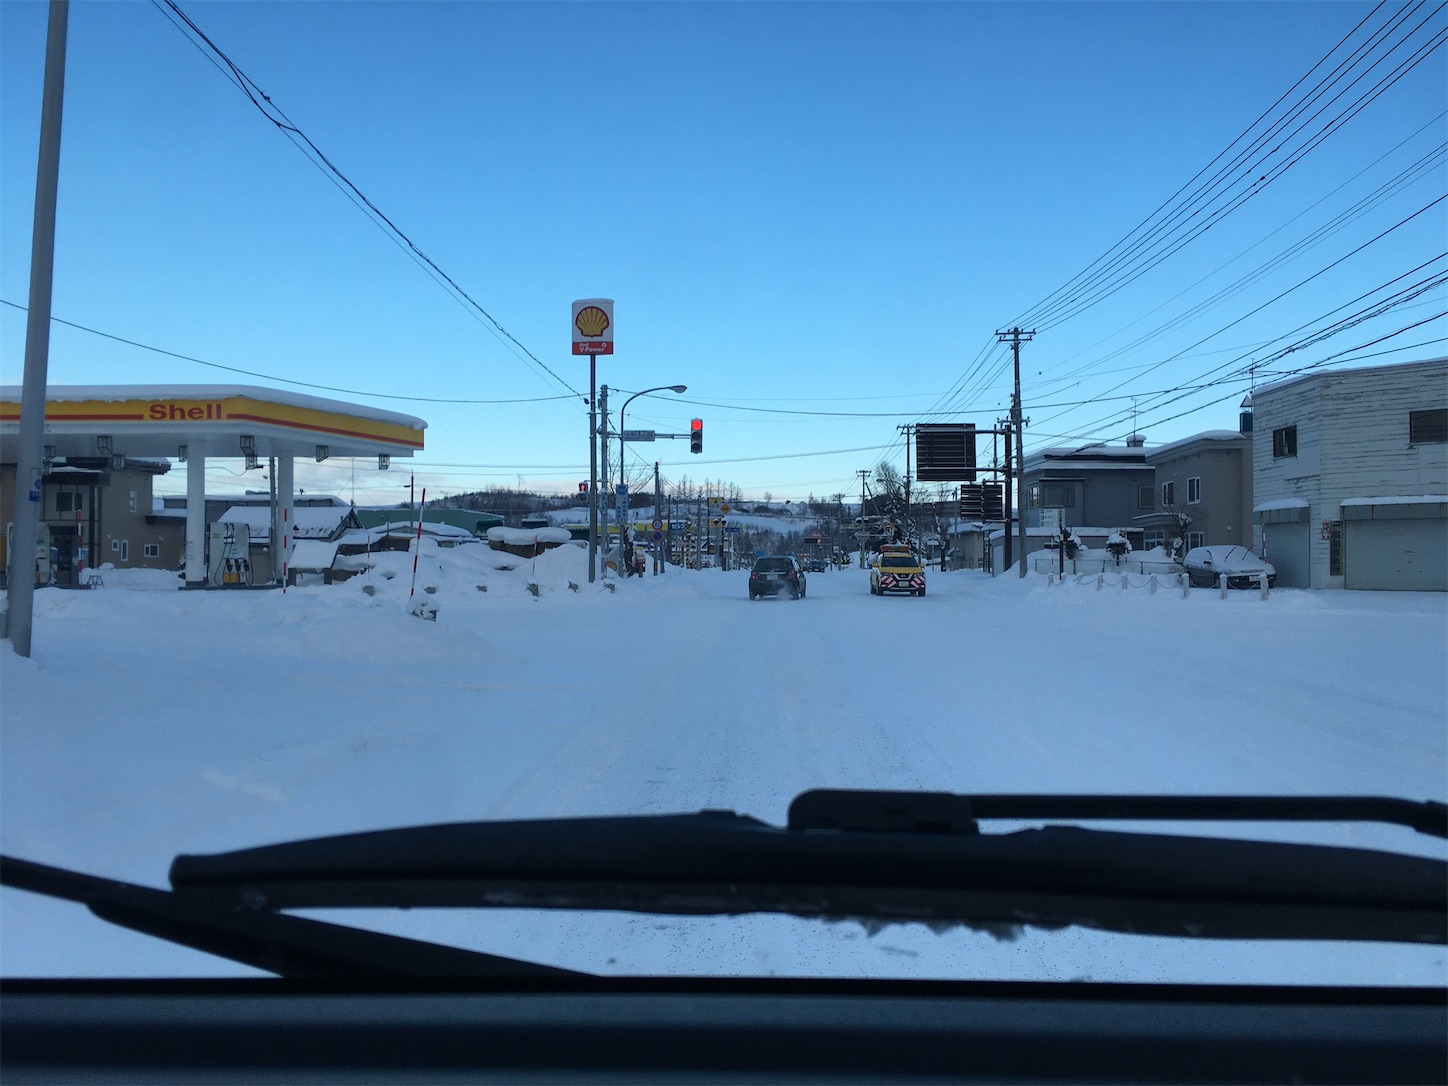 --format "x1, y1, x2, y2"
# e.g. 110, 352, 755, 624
1022, 441, 1155, 532
1251, 357, 1446, 590
1141, 429, 1253, 553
